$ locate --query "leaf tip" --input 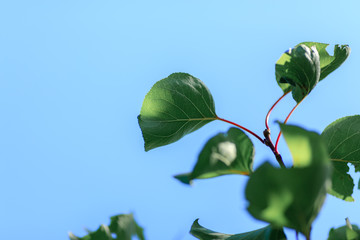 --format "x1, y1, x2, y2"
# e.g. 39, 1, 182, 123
174, 173, 193, 185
